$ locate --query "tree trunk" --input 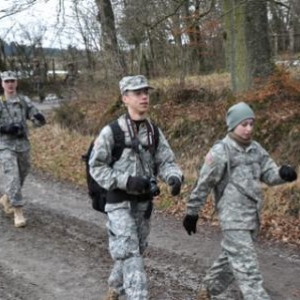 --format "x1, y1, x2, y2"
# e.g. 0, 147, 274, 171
0, 39, 7, 71
183, 0, 206, 74
222, 0, 274, 92
95, 0, 127, 77
222, 0, 236, 89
